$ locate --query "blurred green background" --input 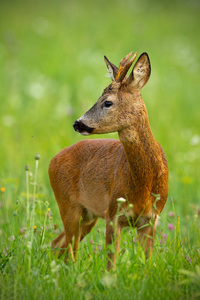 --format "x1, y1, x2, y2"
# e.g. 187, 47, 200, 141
0, 0, 199, 223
